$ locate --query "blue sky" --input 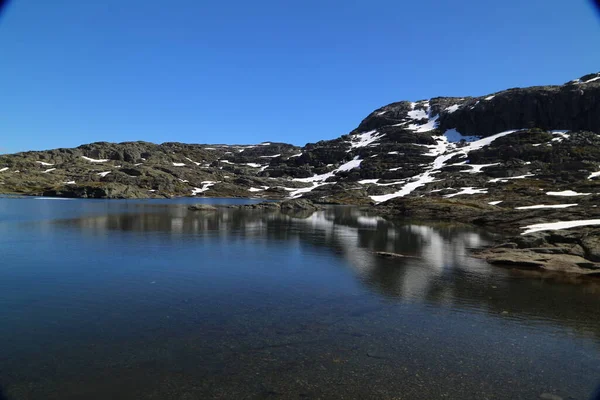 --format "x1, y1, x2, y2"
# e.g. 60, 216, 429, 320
1, 0, 599, 153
